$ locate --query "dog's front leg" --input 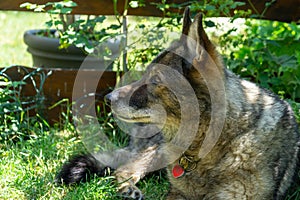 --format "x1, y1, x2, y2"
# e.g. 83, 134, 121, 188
117, 178, 144, 200
114, 145, 162, 200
